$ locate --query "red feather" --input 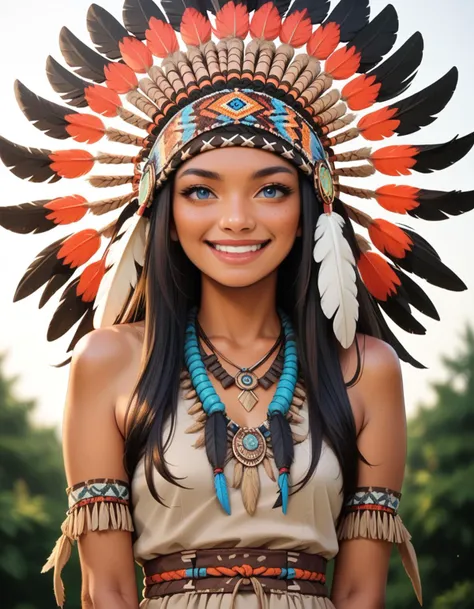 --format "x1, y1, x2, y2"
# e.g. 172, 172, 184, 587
65, 114, 105, 144
374, 185, 420, 214
358, 251, 401, 301
250, 2, 281, 41
104, 63, 138, 94
180, 7, 211, 46
44, 195, 88, 224
214, 1, 249, 39
146, 17, 179, 58
84, 84, 121, 117
325, 45, 361, 80
358, 107, 400, 141
342, 74, 381, 111
369, 219, 413, 259
48, 150, 95, 179
370, 145, 419, 176
307, 23, 340, 60
280, 9, 312, 48
119, 37, 153, 73
77, 258, 107, 302
57, 229, 102, 268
